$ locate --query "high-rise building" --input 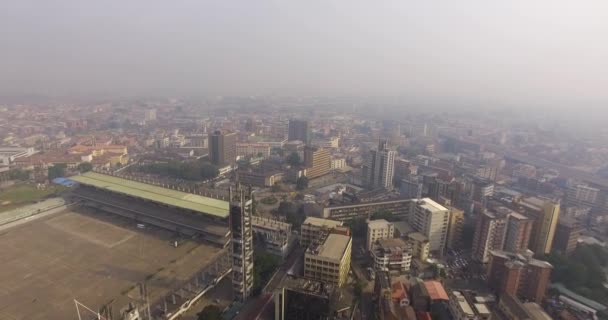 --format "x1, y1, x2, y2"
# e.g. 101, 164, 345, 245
446, 207, 465, 250
487, 251, 552, 303
208, 130, 236, 167
144, 108, 156, 122
503, 212, 534, 254
552, 218, 582, 255
566, 184, 600, 208
303, 146, 330, 179
304, 232, 352, 287
472, 210, 508, 263
517, 197, 560, 255
410, 198, 450, 255
367, 219, 395, 251
288, 119, 310, 144
362, 140, 396, 190
230, 186, 254, 301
